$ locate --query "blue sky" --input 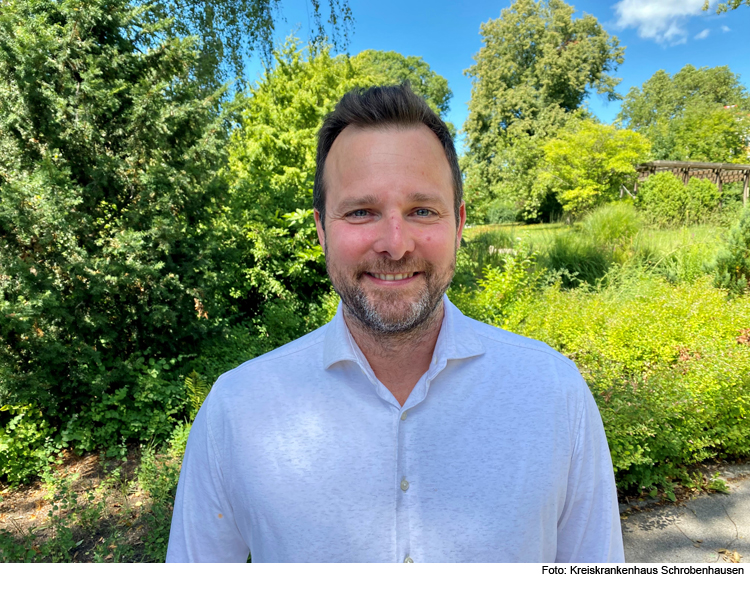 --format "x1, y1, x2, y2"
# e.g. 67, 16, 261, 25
247, 0, 750, 152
